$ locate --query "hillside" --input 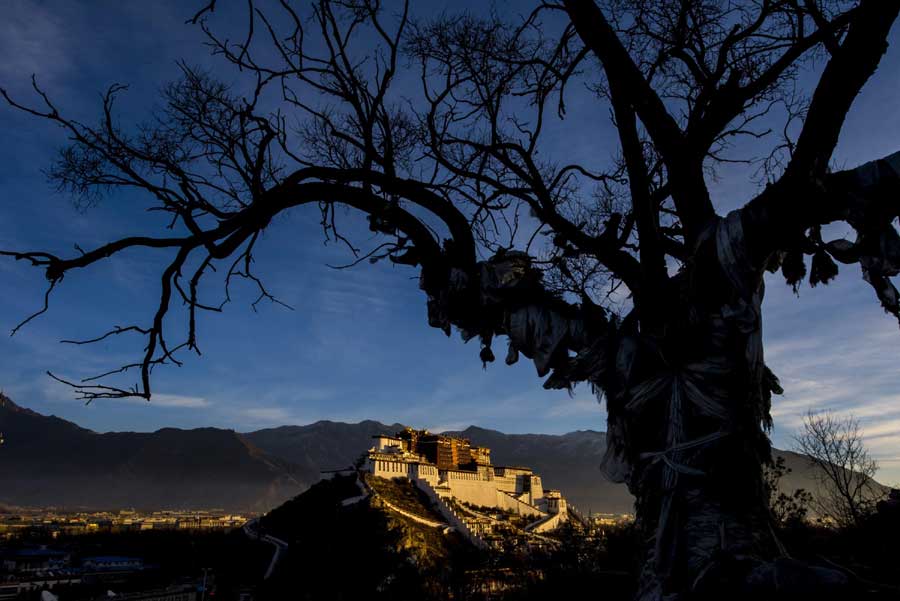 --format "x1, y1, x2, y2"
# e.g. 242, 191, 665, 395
258, 472, 639, 599
0, 393, 306, 511
258, 473, 475, 600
